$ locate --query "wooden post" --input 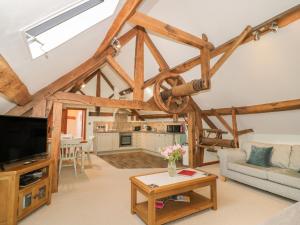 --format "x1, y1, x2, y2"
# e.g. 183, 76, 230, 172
188, 111, 196, 168
231, 108, 239, 148
133, 27, 145, 101
32, 99, 47, 117
200, 34, 210, 88
50, 102, 63, 193
95, 70, 101, 114
196, 111, 205, 165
